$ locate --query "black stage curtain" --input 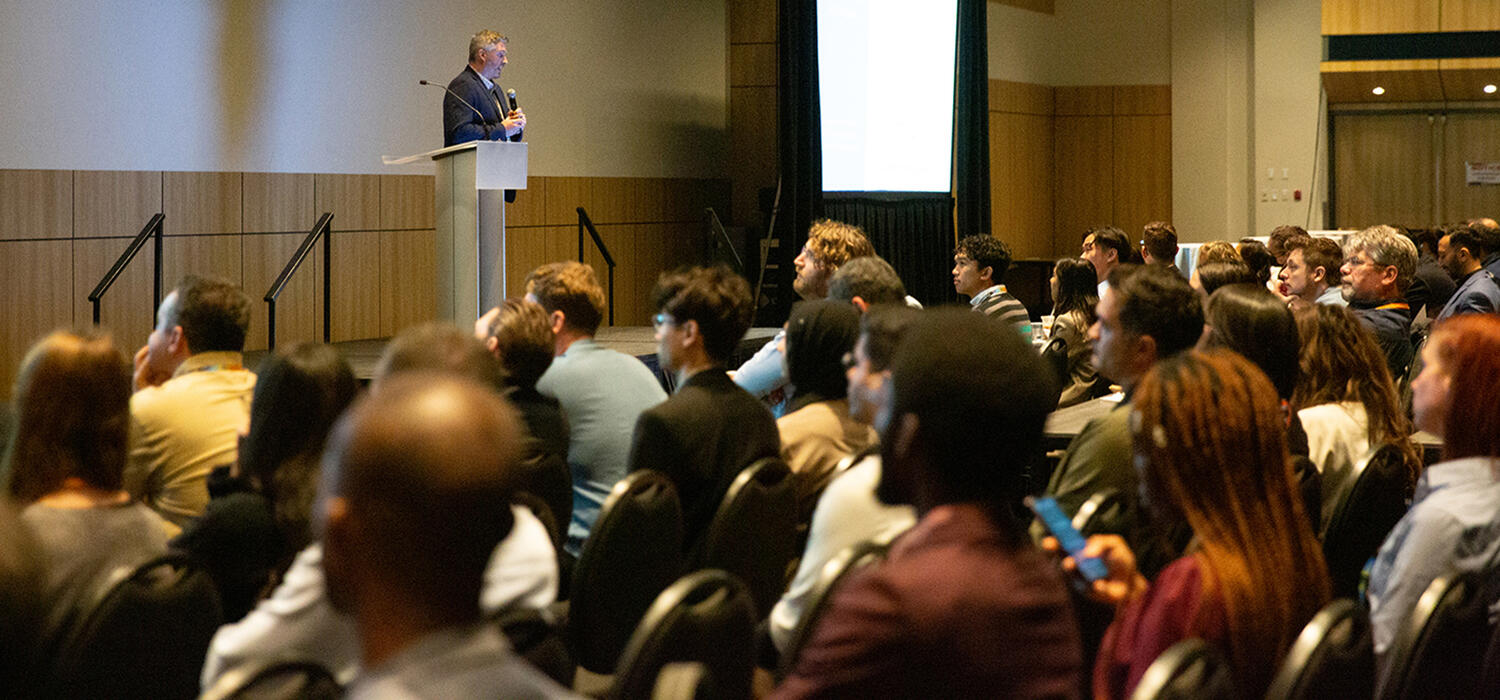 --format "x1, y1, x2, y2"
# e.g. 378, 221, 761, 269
954, 0, 992, 238
824, 196, 958, 307
773, 0, 823, 324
